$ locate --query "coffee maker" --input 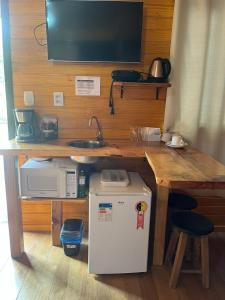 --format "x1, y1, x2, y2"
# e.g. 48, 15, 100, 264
14, 108, 36, 142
